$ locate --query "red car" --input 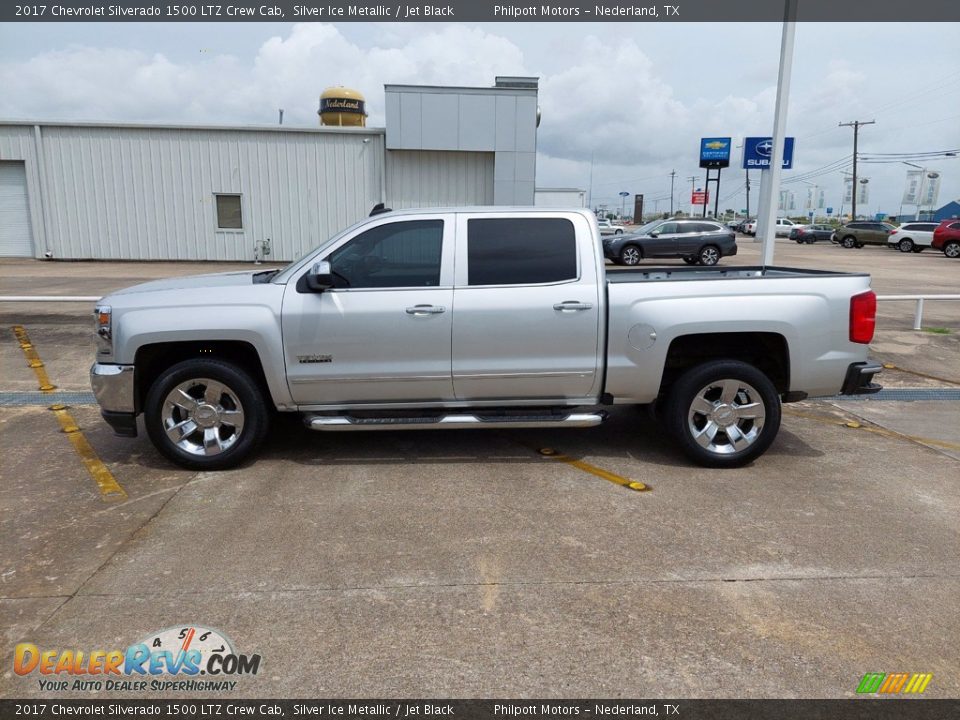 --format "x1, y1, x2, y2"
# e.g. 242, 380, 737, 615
932, 219, 960, 258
